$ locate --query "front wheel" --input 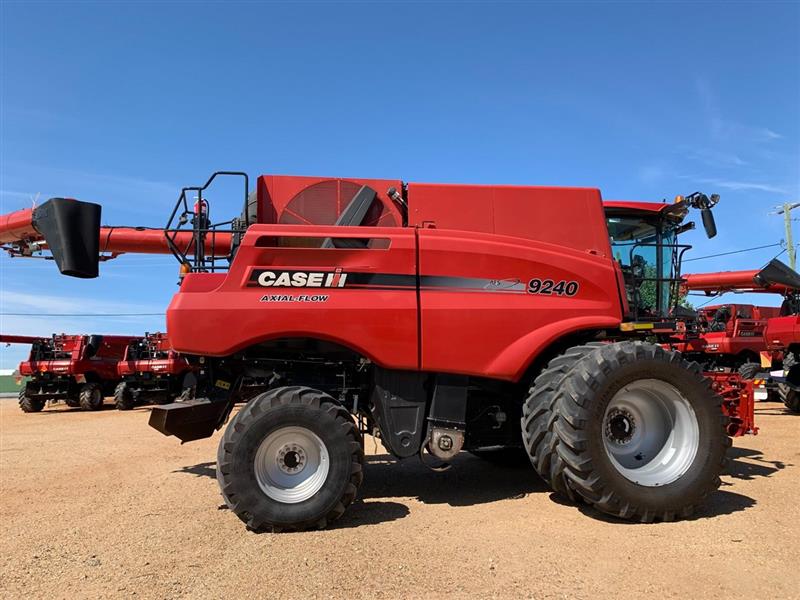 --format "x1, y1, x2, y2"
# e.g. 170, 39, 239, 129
216, 386, 364, 532
79, 382, 104, 411
19, 388, 45, 413
523, 341, 730, 522
114, 382, 135, 410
